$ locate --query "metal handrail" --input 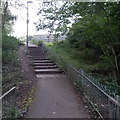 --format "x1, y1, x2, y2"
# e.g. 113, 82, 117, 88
0, 86, 16, 100
43, 44, 119, 97
43, 43, 120, 119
